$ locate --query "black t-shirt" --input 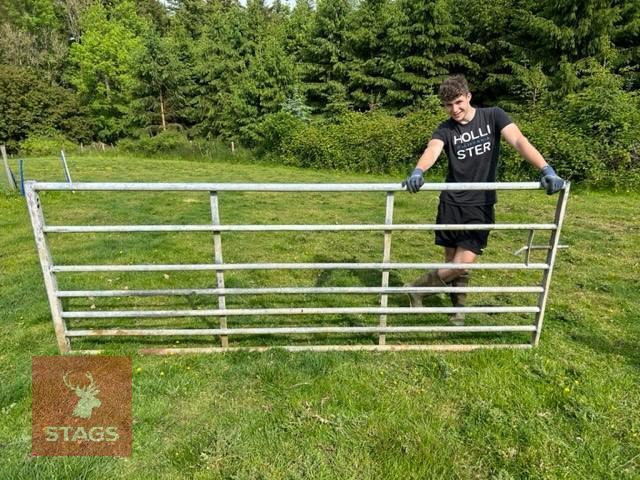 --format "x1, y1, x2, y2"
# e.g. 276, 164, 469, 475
432, 106, 512, 205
